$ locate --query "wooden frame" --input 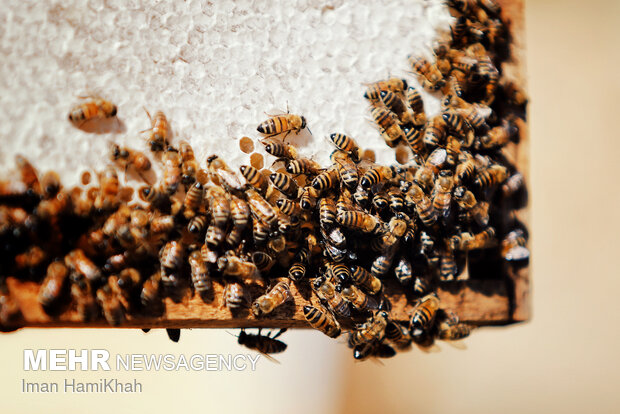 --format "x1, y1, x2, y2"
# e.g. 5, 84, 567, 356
2, 0, 529, 331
